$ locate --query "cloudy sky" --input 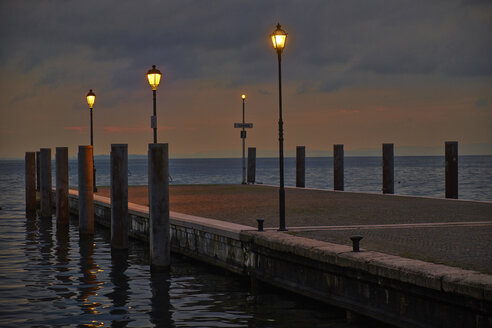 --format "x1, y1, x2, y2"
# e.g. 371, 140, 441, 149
0, 0, 491, 158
